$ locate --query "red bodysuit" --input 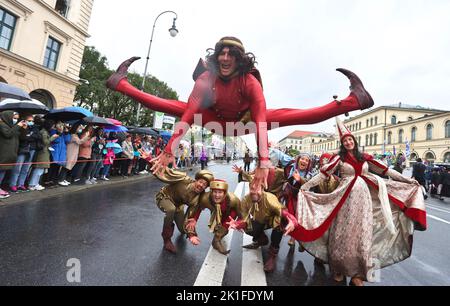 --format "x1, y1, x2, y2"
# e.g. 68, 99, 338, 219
111, 60, 371, 161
